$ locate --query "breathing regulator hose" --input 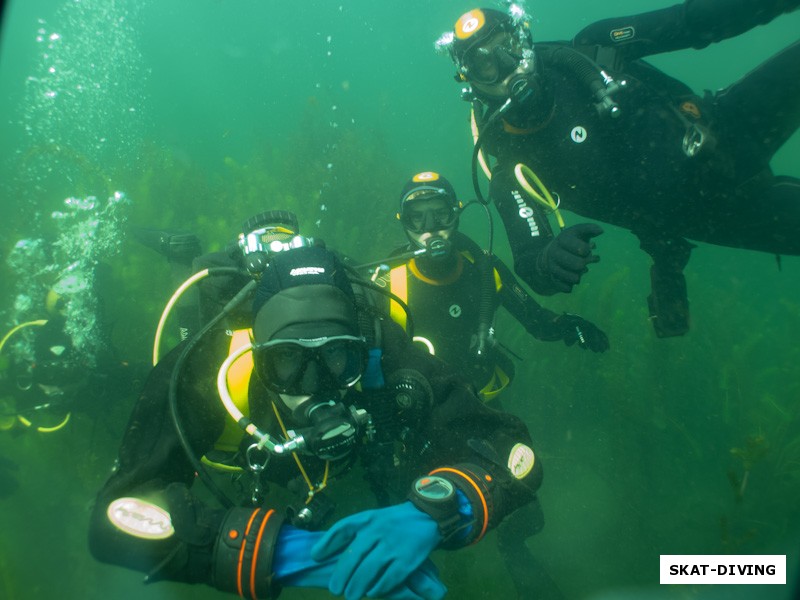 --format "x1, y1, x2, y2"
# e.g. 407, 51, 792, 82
470, 99, 511, 207
470, 105, 493, 181
153, 267, 244, 366
513, 163, 565, 230
474, 252, 496, 362
215, 342, 304, 456
167, 276, 256, 509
